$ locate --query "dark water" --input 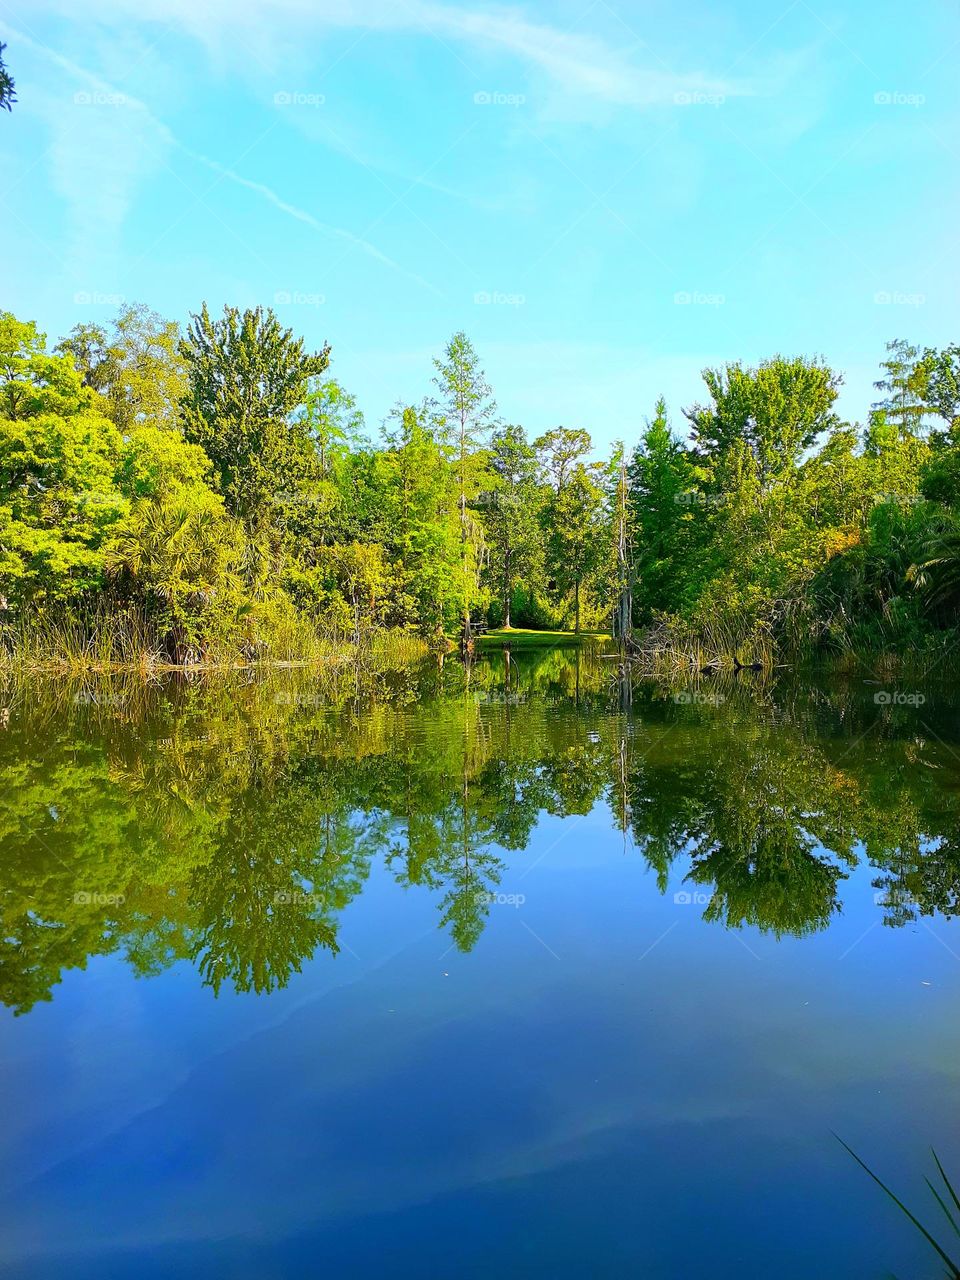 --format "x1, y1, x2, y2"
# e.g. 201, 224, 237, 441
1, 648, 960, 1278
